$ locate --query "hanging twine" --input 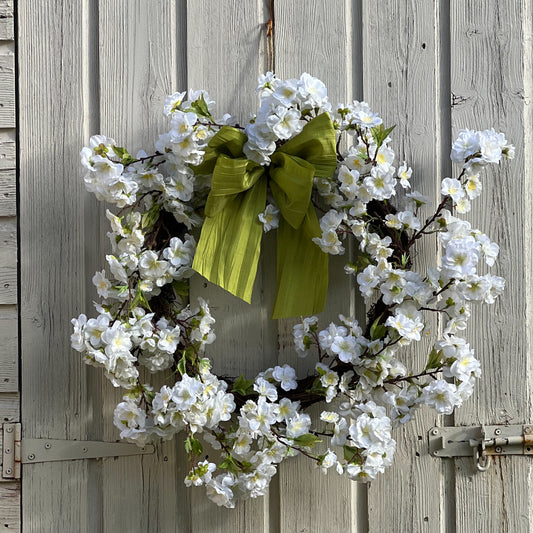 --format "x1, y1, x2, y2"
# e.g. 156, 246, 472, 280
265, 0, 275, 72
